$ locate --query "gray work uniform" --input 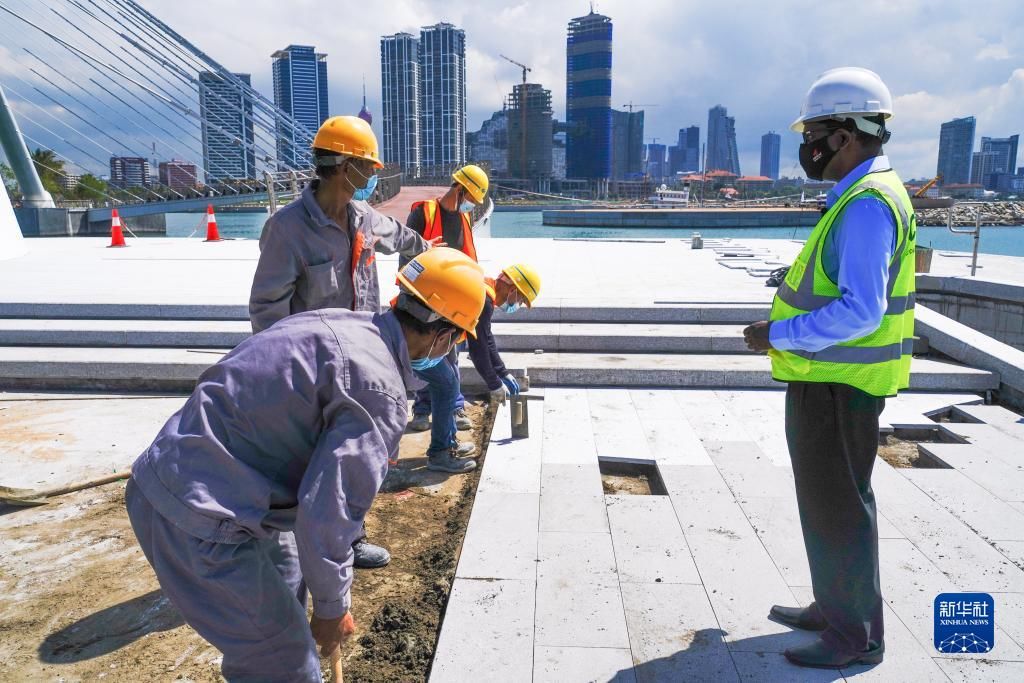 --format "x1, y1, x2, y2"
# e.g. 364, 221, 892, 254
127, 309, 412, 681
249, 182, 428, 333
